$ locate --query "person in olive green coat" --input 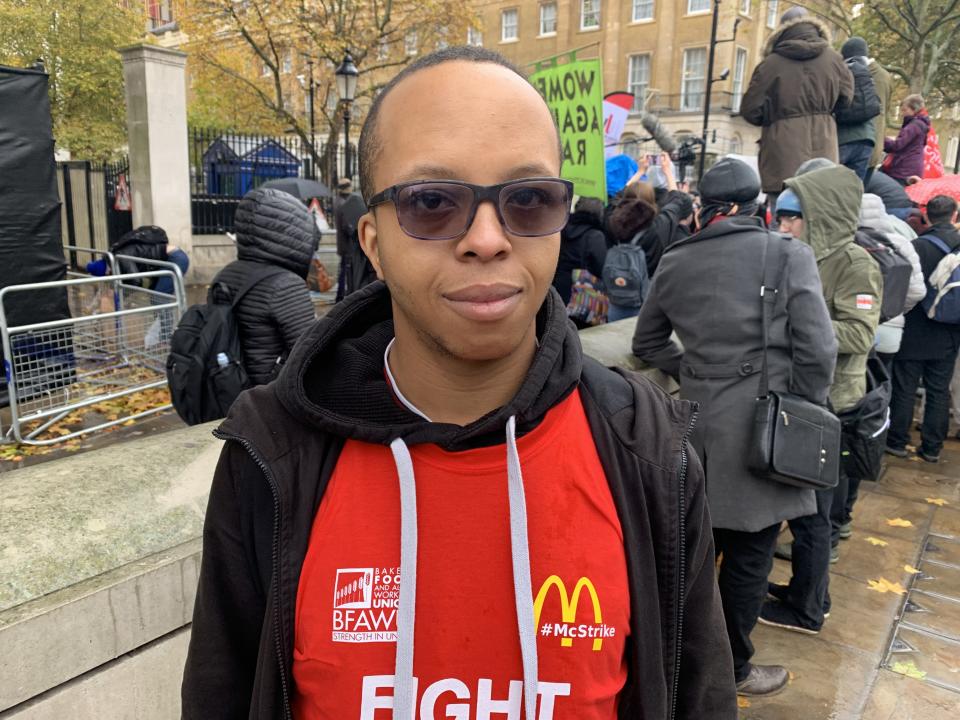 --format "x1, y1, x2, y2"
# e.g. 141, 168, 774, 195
782, 165, 882, 412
